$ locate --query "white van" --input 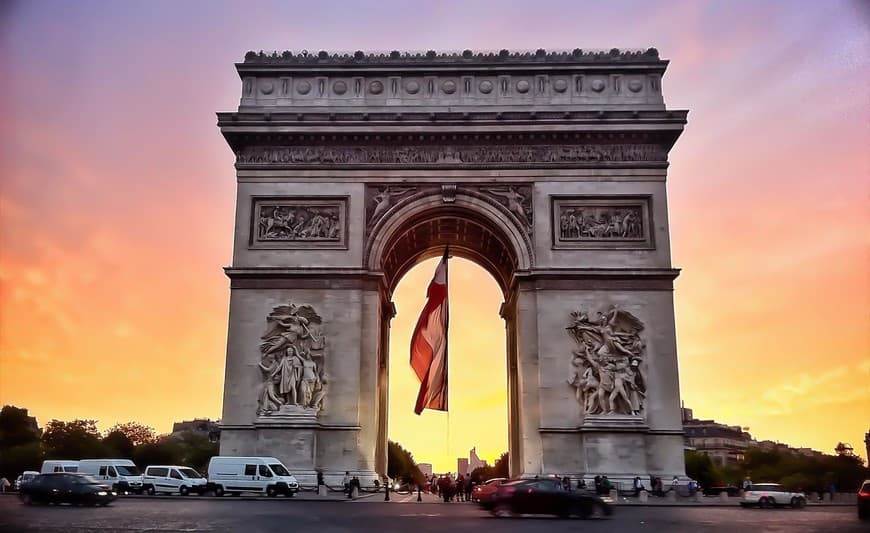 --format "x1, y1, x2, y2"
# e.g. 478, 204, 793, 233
40, 460, 80, 474
77, 459, 144, 493
144, 465, 208, 495
207, 456, 299, 497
